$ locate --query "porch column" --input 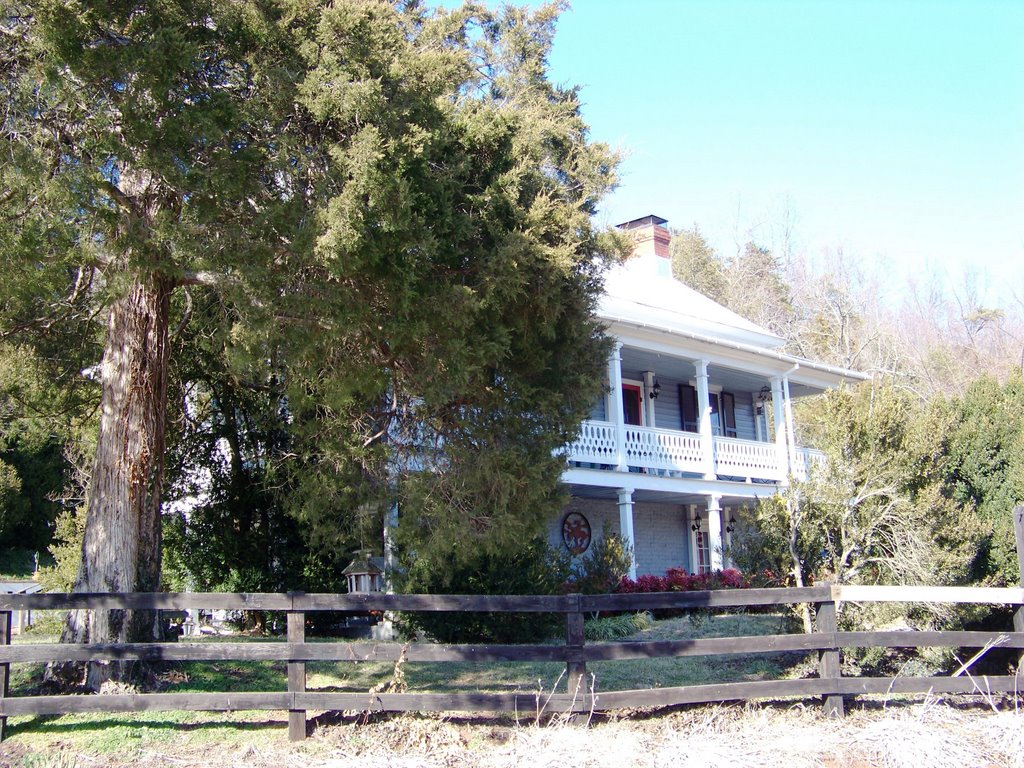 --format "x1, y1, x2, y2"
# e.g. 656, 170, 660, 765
608, 343, 628, 472
771, 377, 790, 481
617, 487, 637, 579
706, 494, 724, 571
642, 370, 657, 428
686, 505, 700, 573
695, 360, 716, 480
782, 375, 799, 478
722, 506, 734, 569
